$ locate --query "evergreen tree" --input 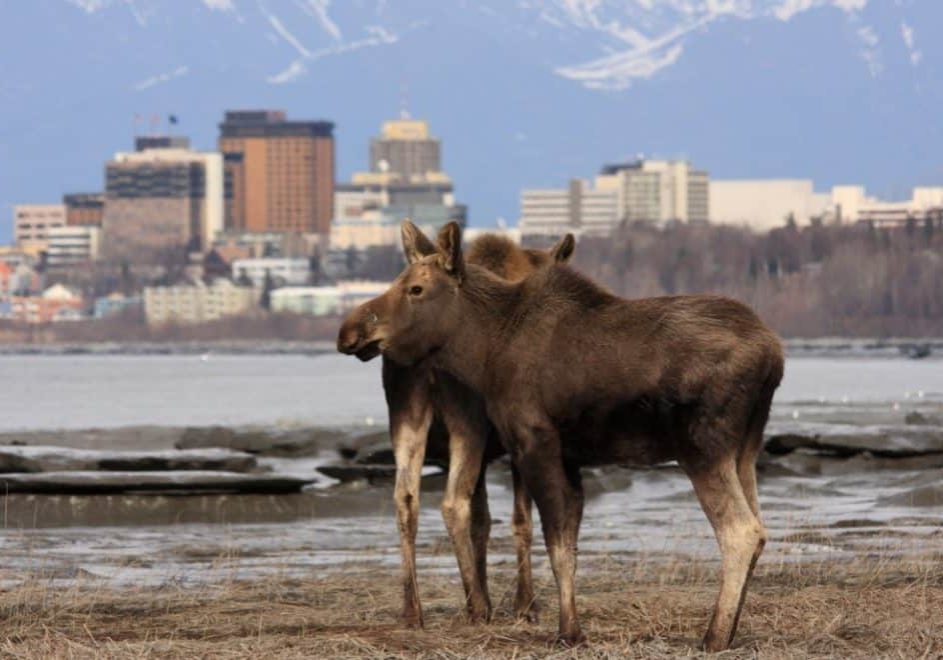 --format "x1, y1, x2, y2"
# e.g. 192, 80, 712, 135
260, 268, 274, 310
